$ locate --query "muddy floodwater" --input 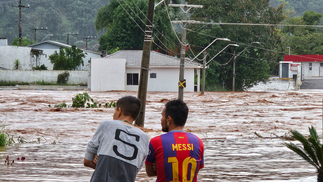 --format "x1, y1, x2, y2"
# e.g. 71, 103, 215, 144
0, 89, 322, 181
